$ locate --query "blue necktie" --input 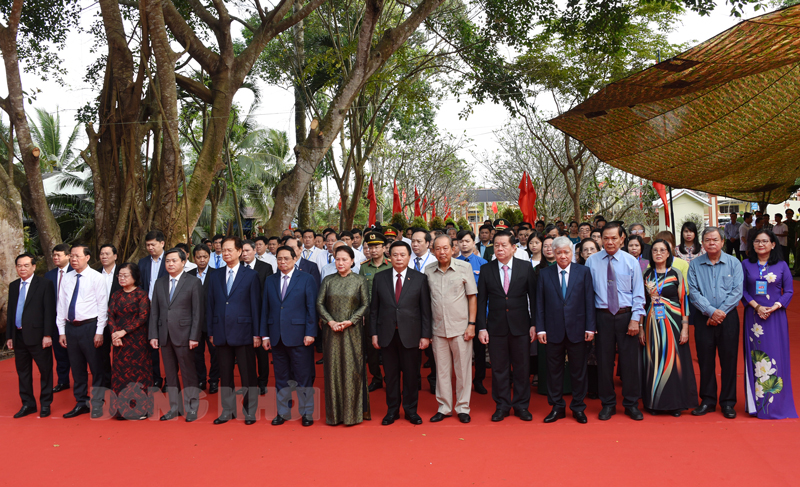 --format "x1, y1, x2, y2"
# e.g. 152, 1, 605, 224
169, 278, 176, 302
215, 255, 221, 268
226, 270, 234, 295
15, 281, 27, 329
561, 270, 567, 299
68, 274, 82, 322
